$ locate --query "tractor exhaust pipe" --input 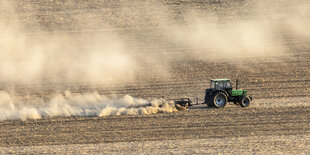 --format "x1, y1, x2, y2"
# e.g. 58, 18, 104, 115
236, 79, 239, 90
